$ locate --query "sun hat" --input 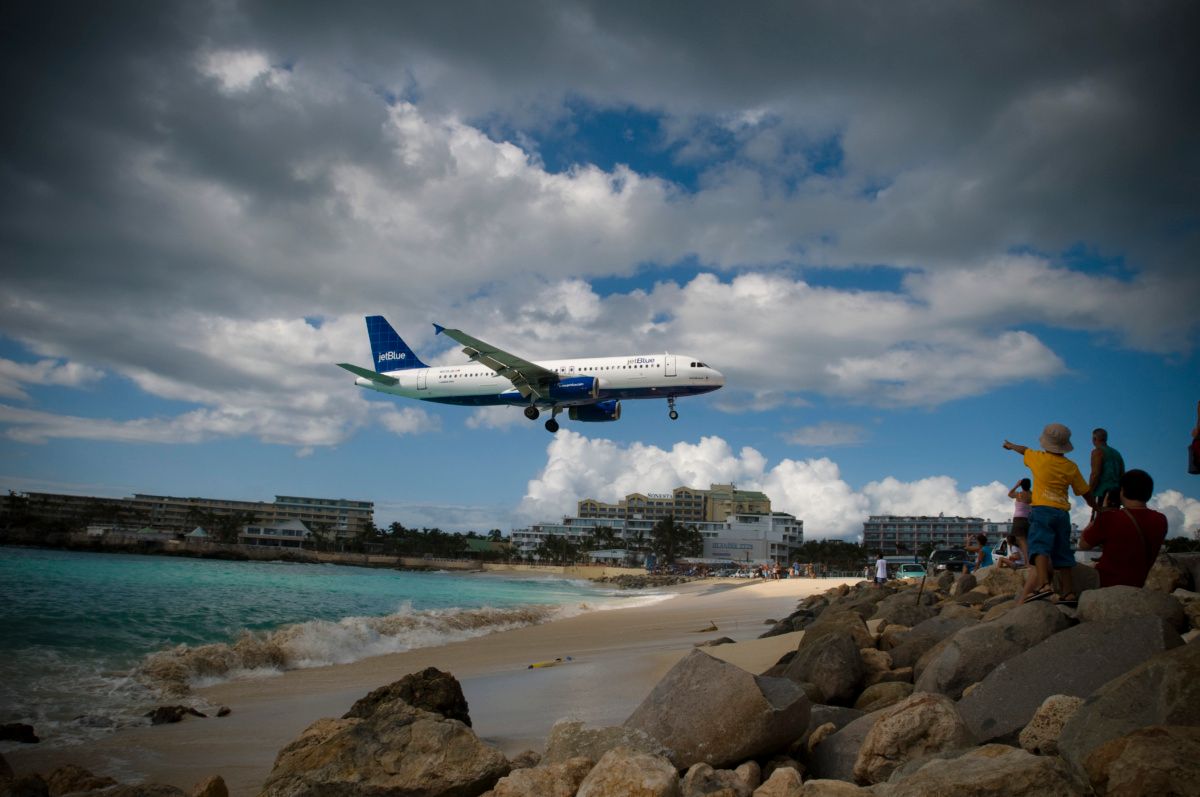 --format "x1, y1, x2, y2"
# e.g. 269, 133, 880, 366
1039, 423, 1074, 454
